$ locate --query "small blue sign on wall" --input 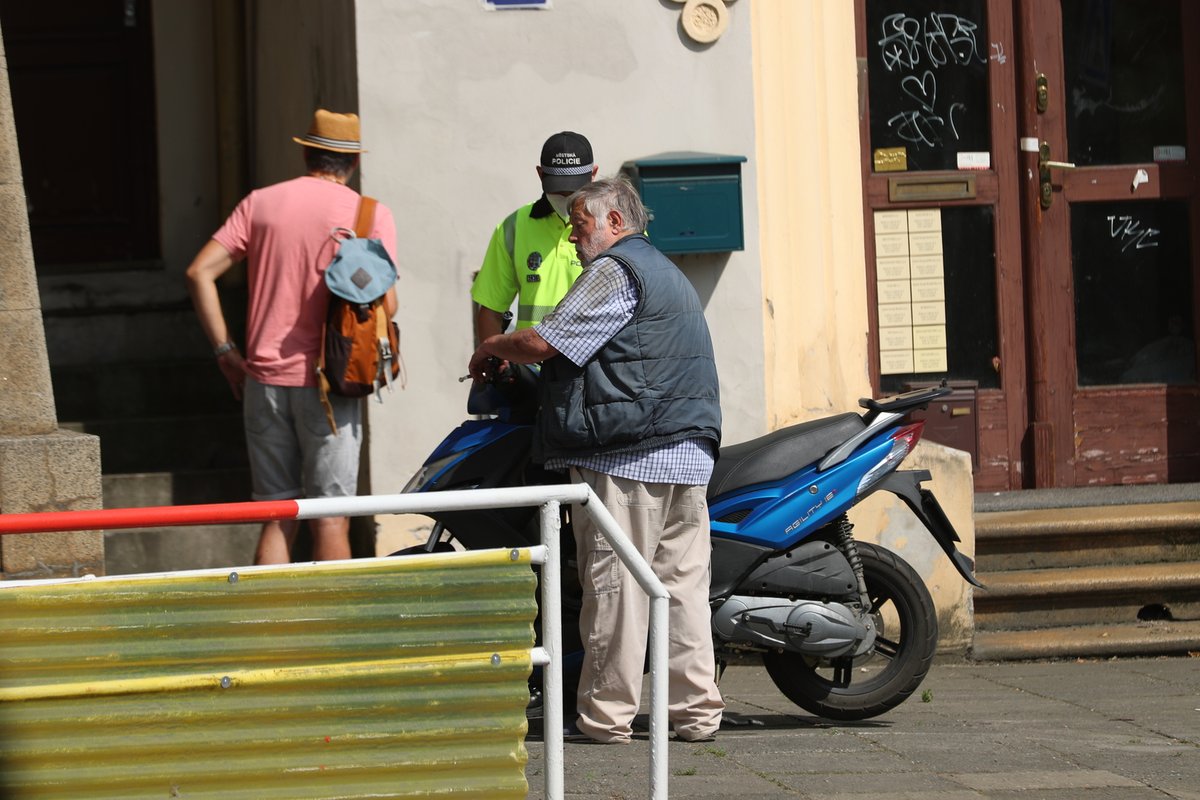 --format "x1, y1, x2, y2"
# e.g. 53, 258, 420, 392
483, 0, 551, 8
